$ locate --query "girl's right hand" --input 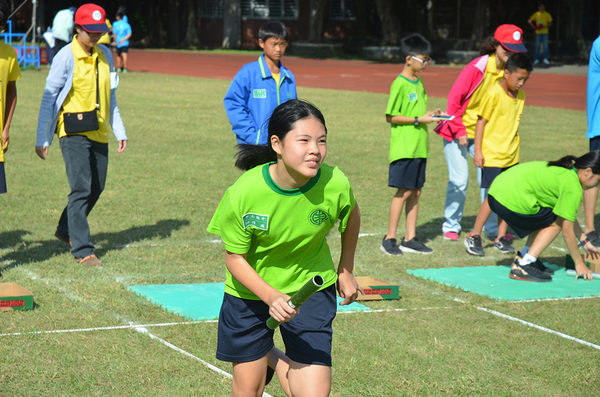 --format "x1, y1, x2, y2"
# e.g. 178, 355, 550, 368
575, 263, 593, 281
268, 293, 297, 323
